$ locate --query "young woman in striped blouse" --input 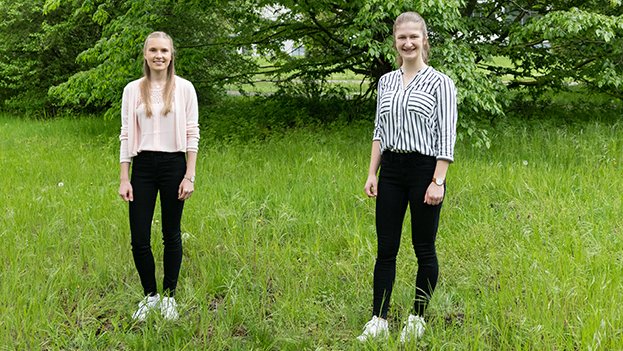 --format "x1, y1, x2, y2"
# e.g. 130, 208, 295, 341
358, 12, 458, 342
